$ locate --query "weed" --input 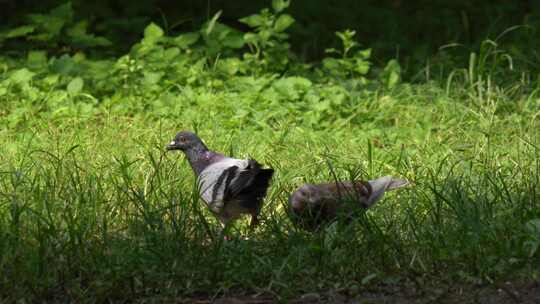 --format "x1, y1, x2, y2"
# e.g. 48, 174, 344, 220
0, 1, 539, 302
